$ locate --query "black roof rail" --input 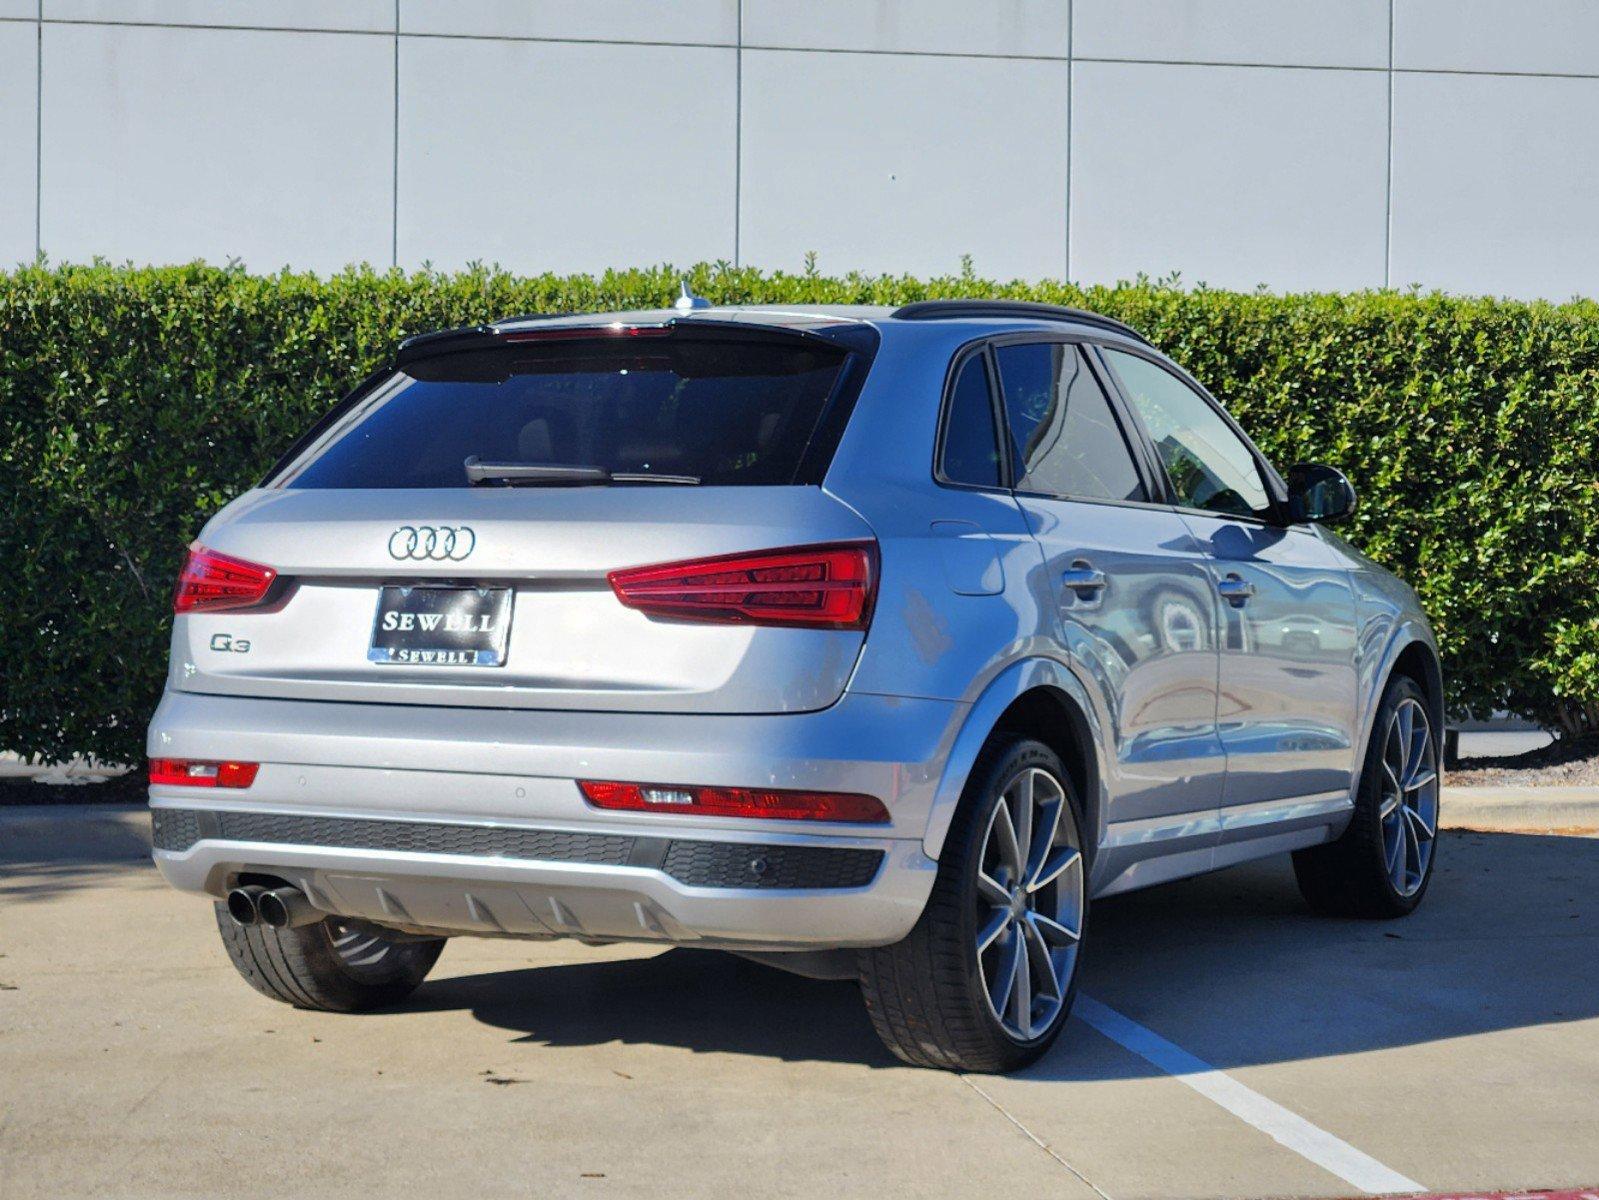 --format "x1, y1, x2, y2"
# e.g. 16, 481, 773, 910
890, 300, 1150, 345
